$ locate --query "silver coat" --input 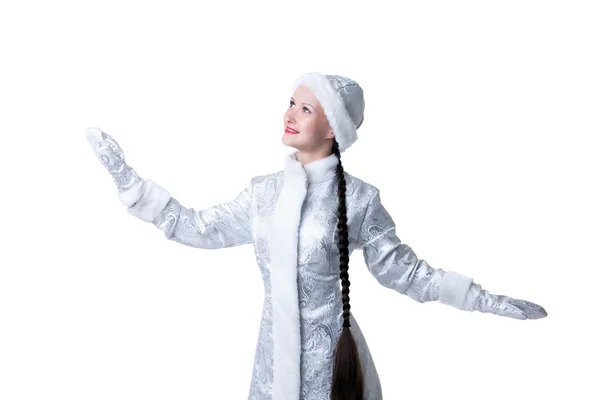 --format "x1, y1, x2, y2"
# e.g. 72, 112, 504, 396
150, 151, 454, 400
85, 128, 547, 400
